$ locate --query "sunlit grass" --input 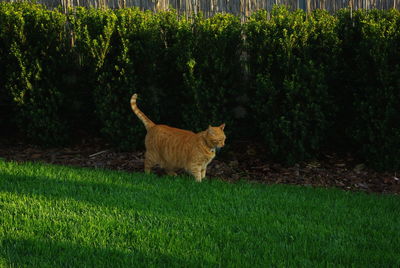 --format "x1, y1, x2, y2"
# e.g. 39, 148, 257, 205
0, 160, 399, 267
